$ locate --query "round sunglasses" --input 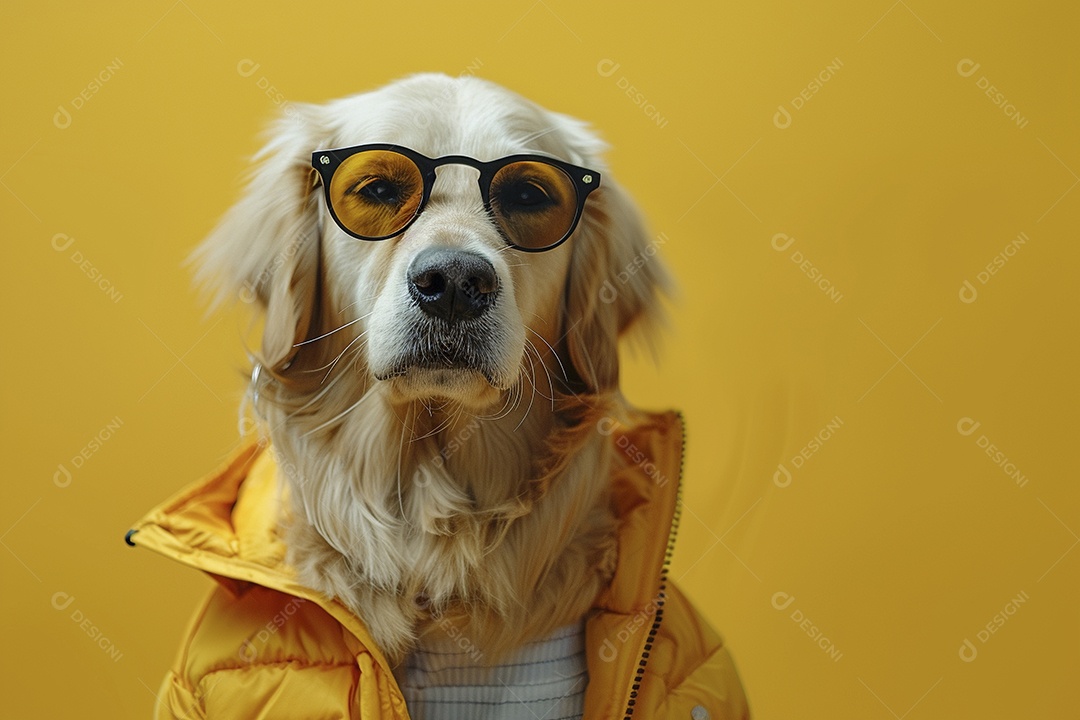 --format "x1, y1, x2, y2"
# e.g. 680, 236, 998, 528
310, 143, 601, 252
